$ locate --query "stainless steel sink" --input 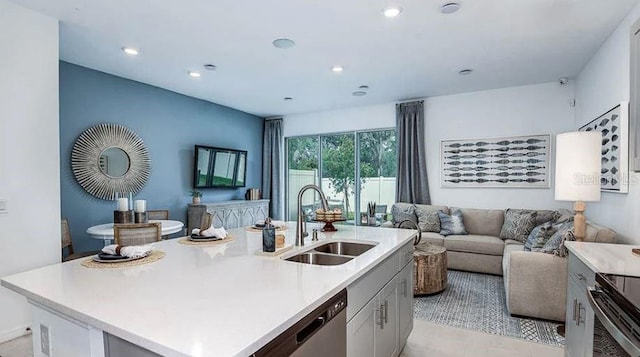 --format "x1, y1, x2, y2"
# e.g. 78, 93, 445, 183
312, 241, 376, 257
285, 252, 353, 265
